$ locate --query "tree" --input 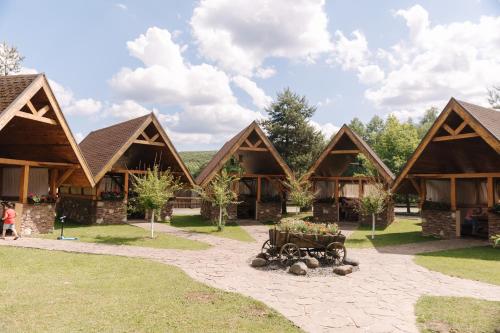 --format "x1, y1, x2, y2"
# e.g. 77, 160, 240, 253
131, 165, 182, 238
365, 115, 384, 146
418, 107, 439, 138
349, 117, 367, 142
0, 42, 25, 76
356, 181, 390, 239
488, 86, 500, 109
282, 175, 314, 215
261, 88, 325, 175
195, 169, 239, 231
